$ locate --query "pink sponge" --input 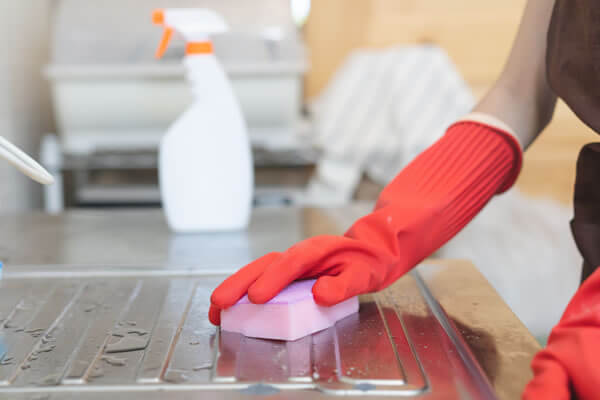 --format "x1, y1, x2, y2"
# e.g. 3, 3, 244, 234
220, 279, 359, 341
